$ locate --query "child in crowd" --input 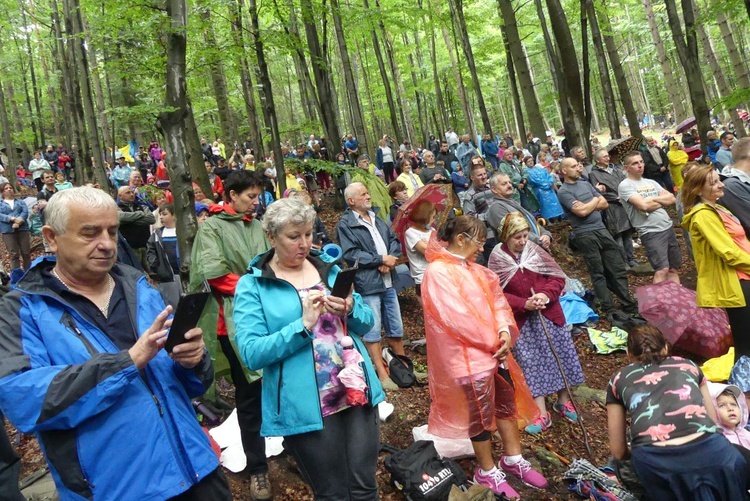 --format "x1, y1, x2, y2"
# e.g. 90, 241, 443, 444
607, 325, 747, 500
146, 203, 181, 308
387, 181, 409, 225
451, 161, 469, 194
53, 171, 74, 191
709, 383, 750, 450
